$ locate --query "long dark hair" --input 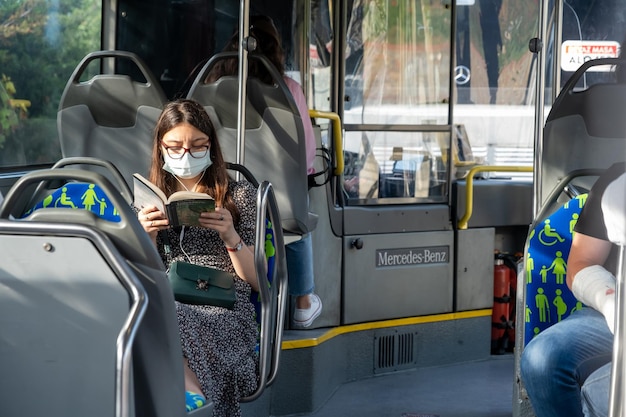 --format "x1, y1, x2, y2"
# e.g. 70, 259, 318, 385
149, 99, 240, 223
206, 15, 285, 84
